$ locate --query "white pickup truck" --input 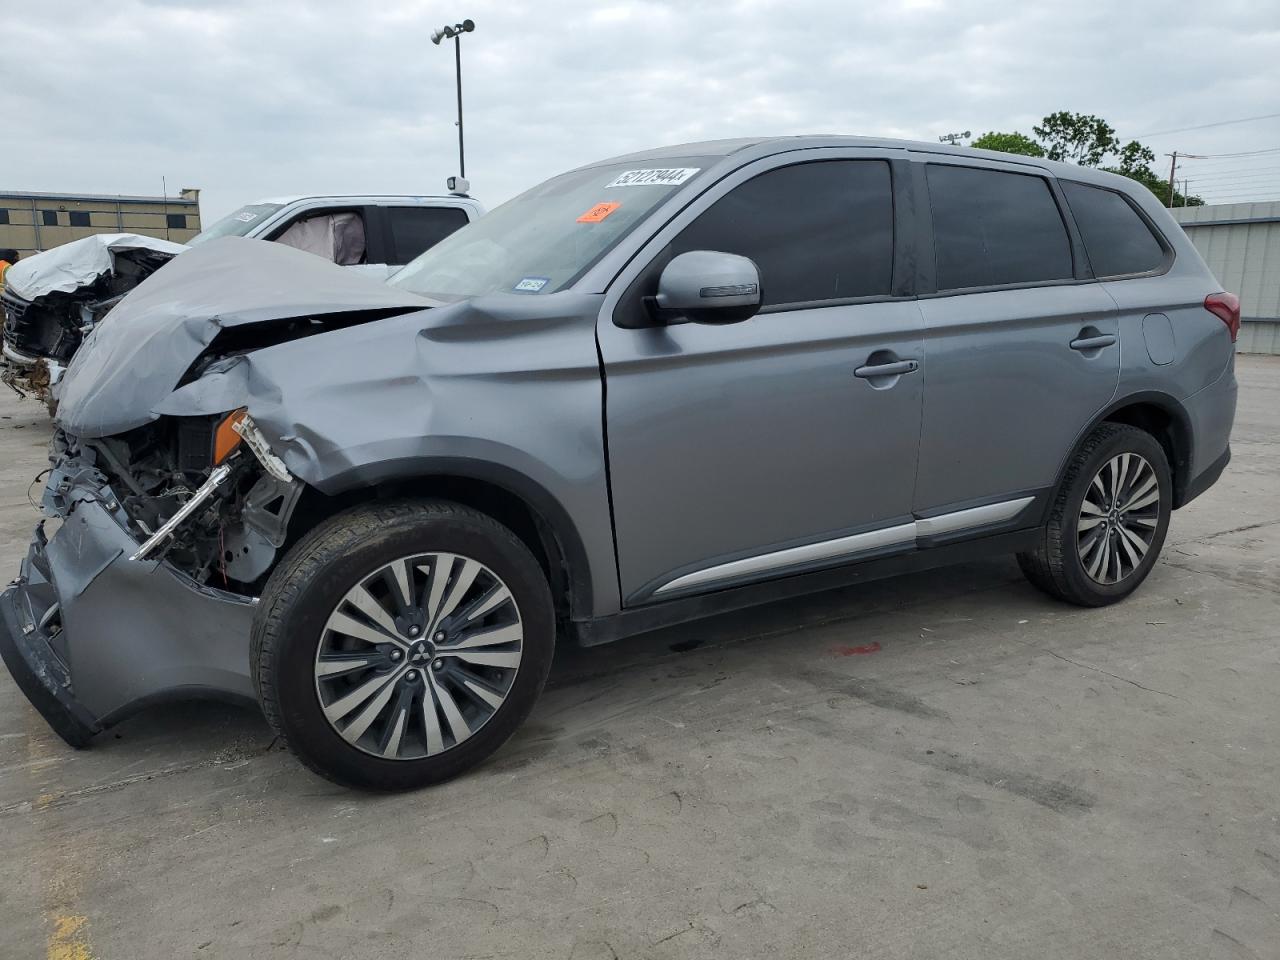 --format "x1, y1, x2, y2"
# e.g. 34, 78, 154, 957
191, 193, 486, 279
2, 193, 485, 404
